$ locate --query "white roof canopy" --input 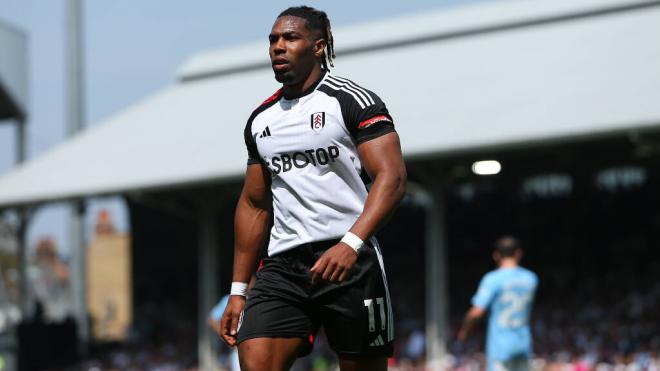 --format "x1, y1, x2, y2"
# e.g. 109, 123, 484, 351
0, 0, 659, 207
